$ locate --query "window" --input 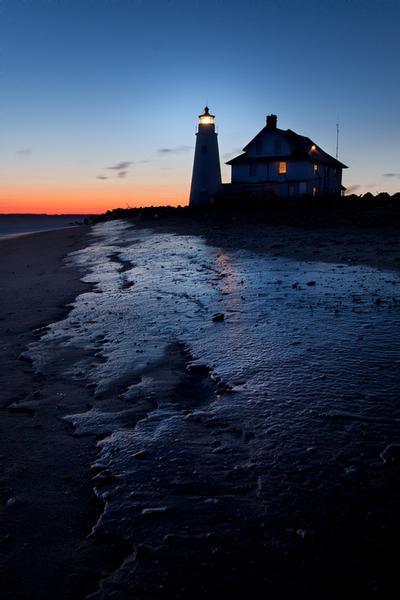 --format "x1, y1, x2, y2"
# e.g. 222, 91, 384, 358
274, 139, 282, 154
312, 186, 318, 197
278, 161, 287, 174
313, 163, 318, 174
249, 164, 258, 176
256, 139, 263, 155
